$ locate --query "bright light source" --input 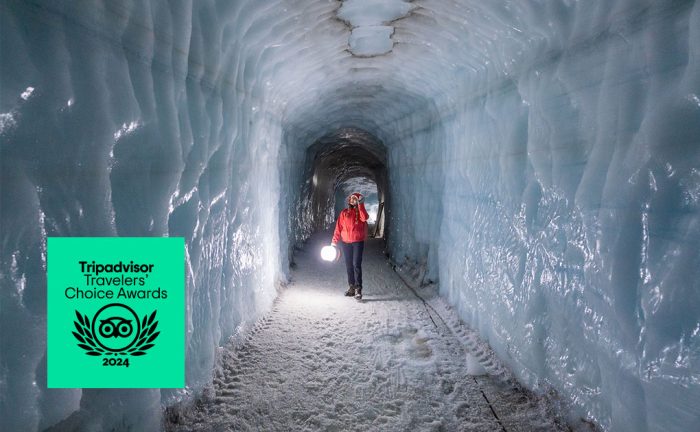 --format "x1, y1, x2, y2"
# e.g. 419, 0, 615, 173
321, 245, 339, 262
366, 203, 378, 222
